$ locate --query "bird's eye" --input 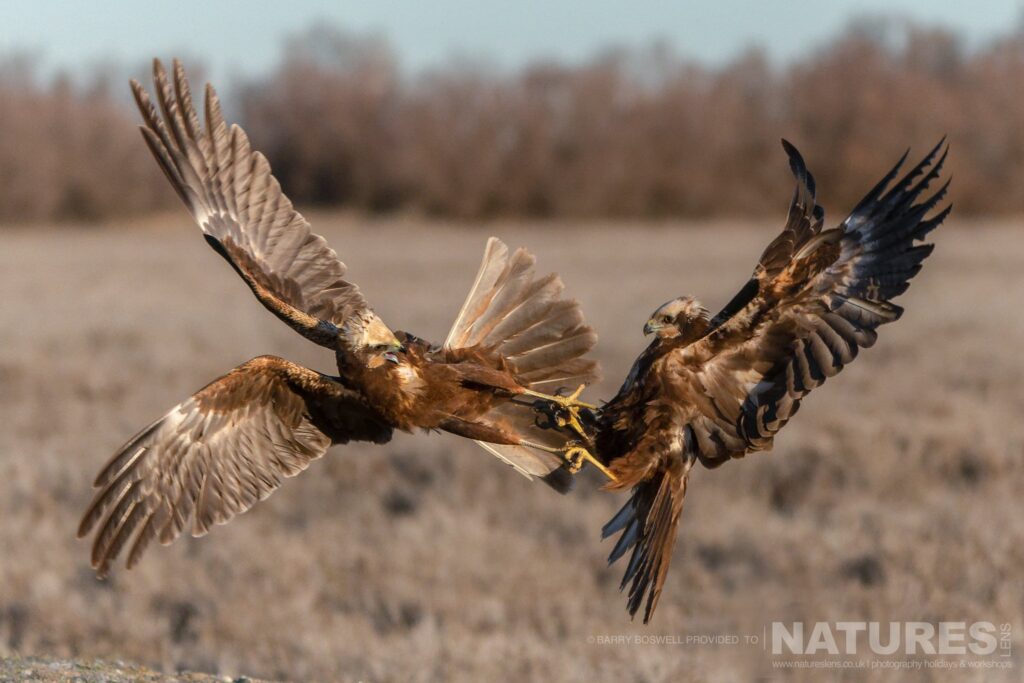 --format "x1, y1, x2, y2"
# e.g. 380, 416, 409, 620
659, 315, 671, 323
